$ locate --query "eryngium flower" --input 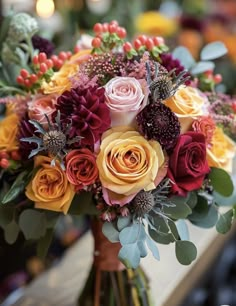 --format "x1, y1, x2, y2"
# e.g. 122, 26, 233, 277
132, 190, 155, 217
32, 35, 55, 57
137, 102, 180, 151
55, 85, 111, 146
